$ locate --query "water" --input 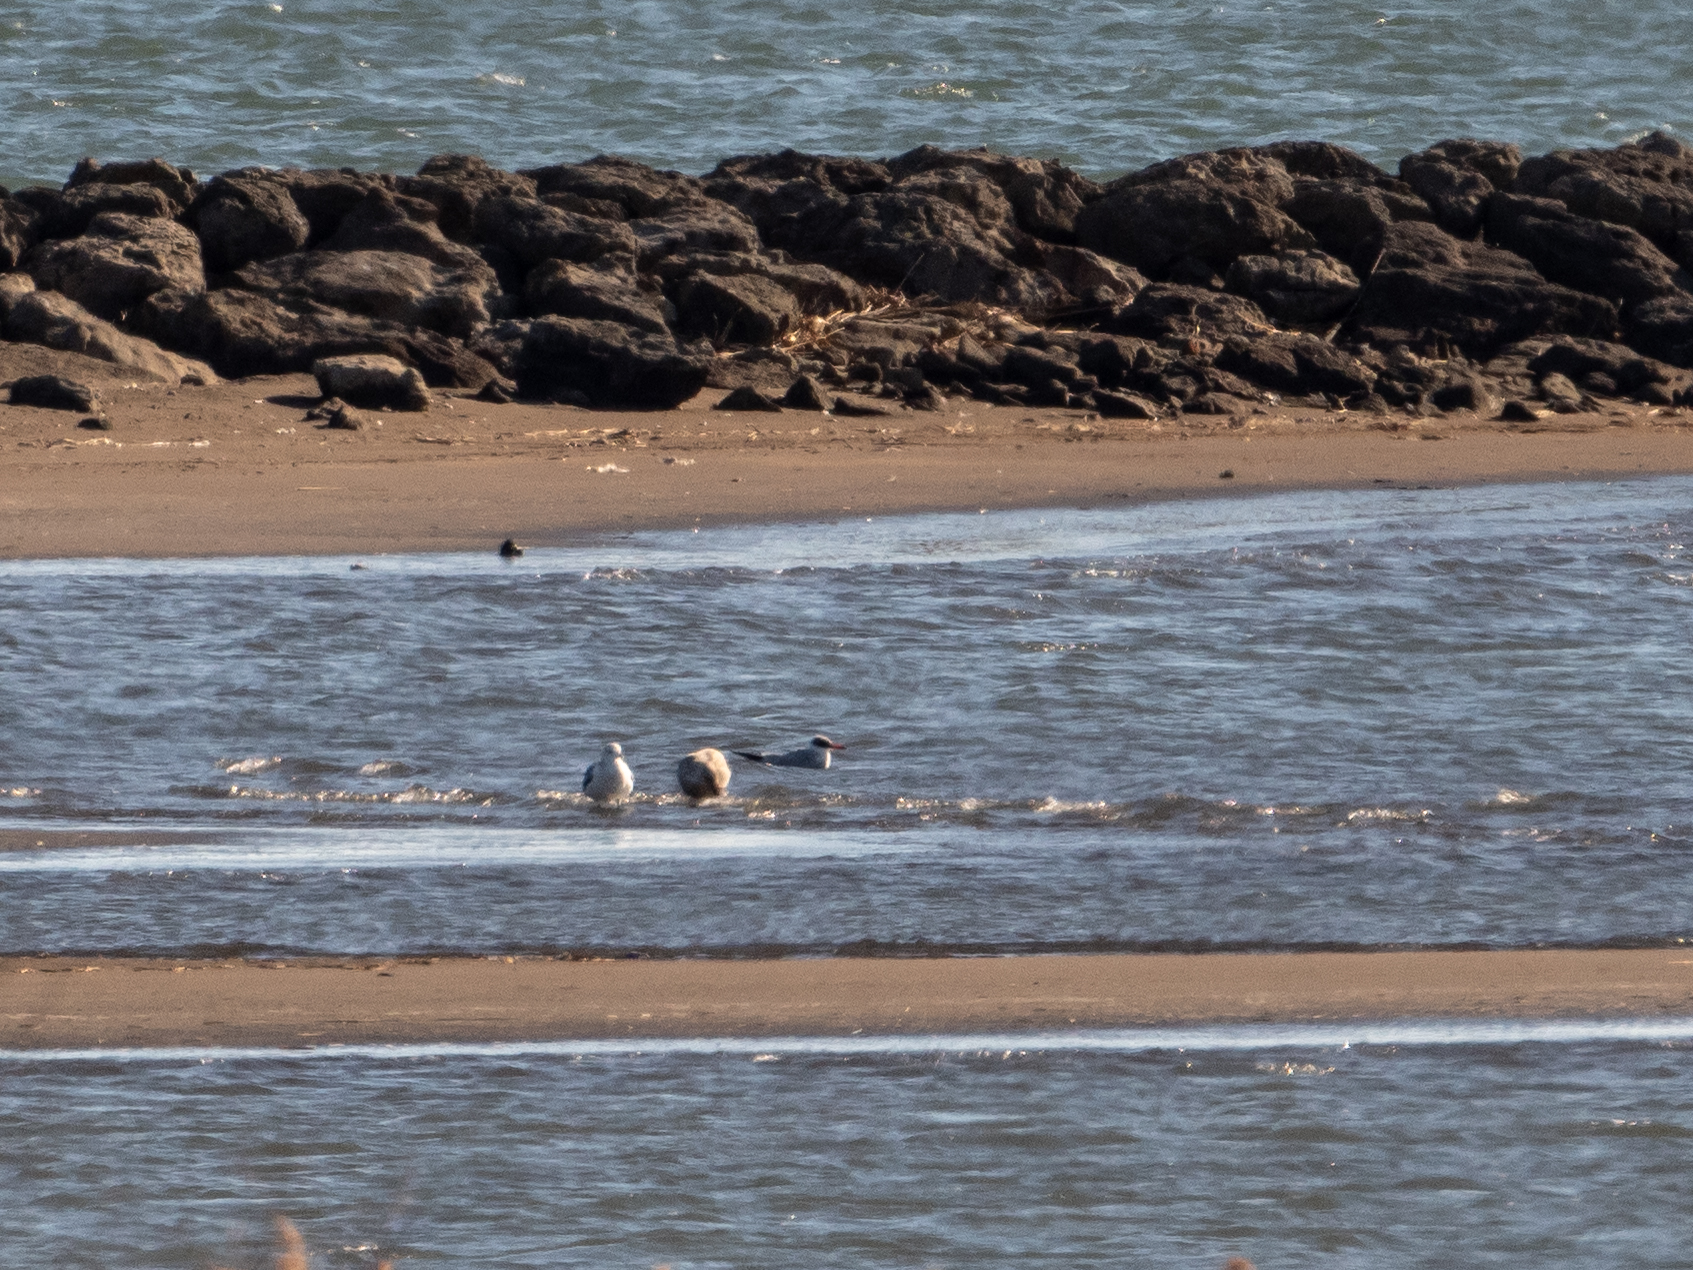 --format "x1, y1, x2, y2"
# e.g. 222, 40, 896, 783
10, 479, 1693, 1264
6, 1033, 1693, 1268
3, 1, 1689, 190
